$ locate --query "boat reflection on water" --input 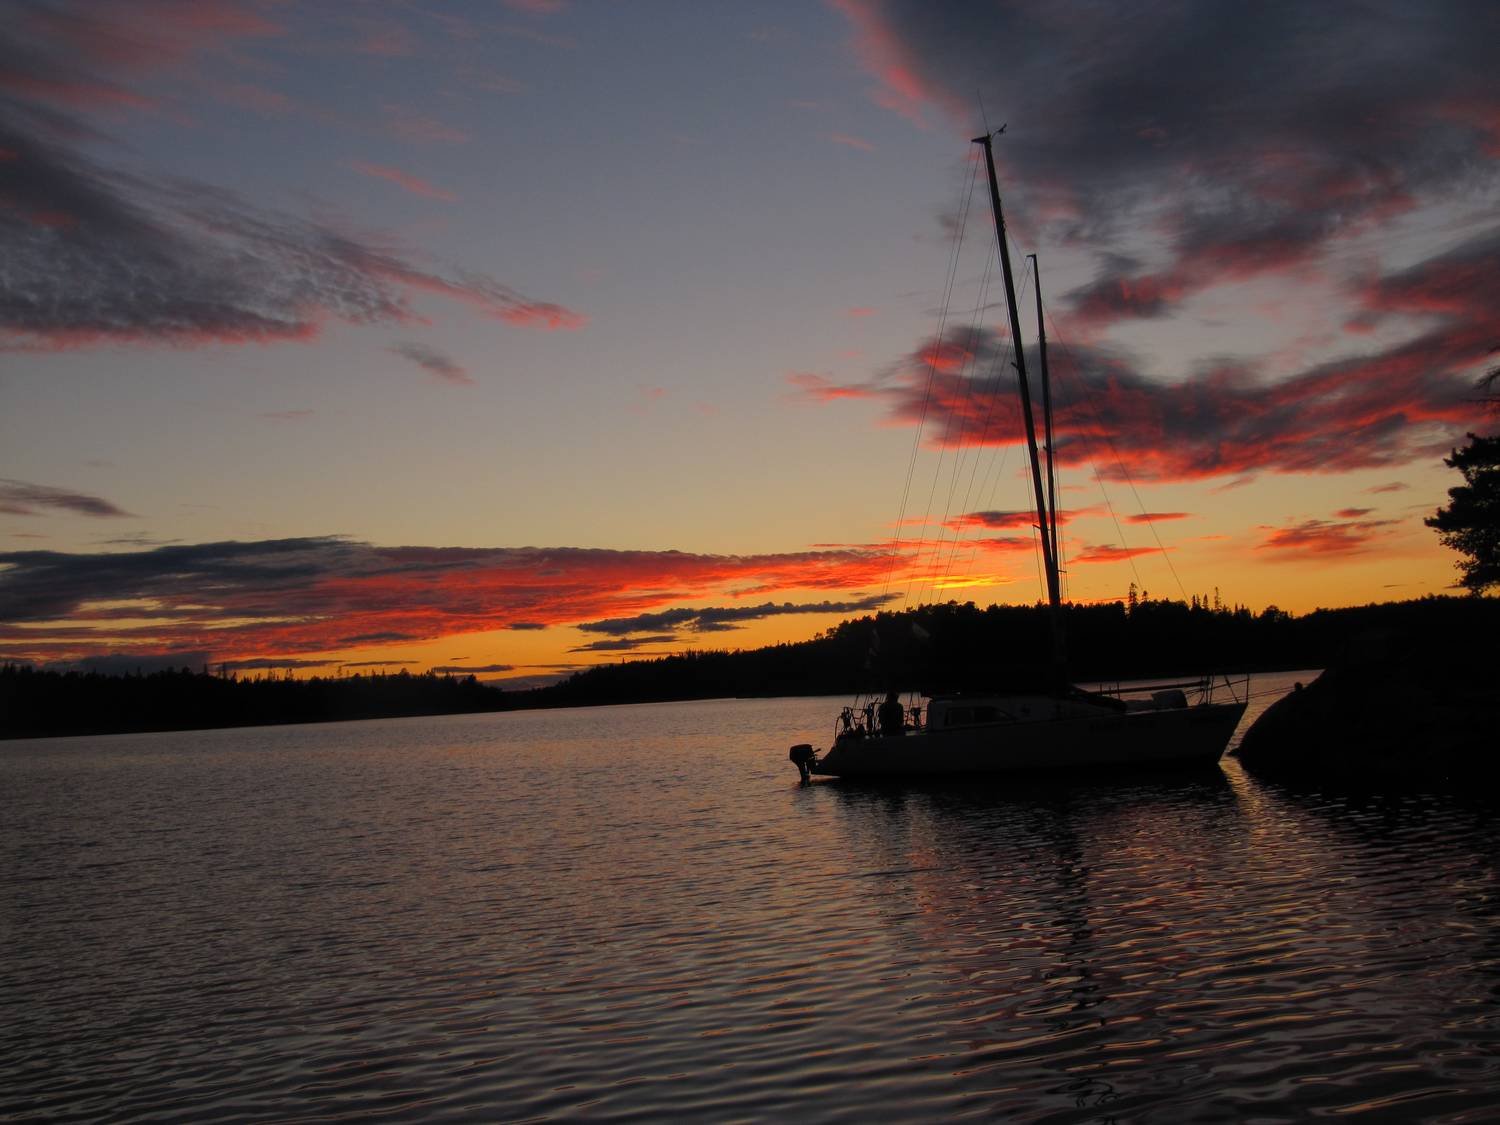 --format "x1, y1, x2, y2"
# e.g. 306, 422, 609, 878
807, 761, 1500, 1118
